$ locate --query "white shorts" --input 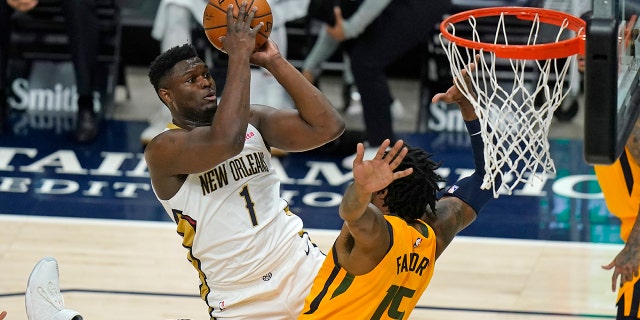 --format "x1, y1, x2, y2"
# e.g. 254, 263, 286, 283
208, 231, 326, 319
